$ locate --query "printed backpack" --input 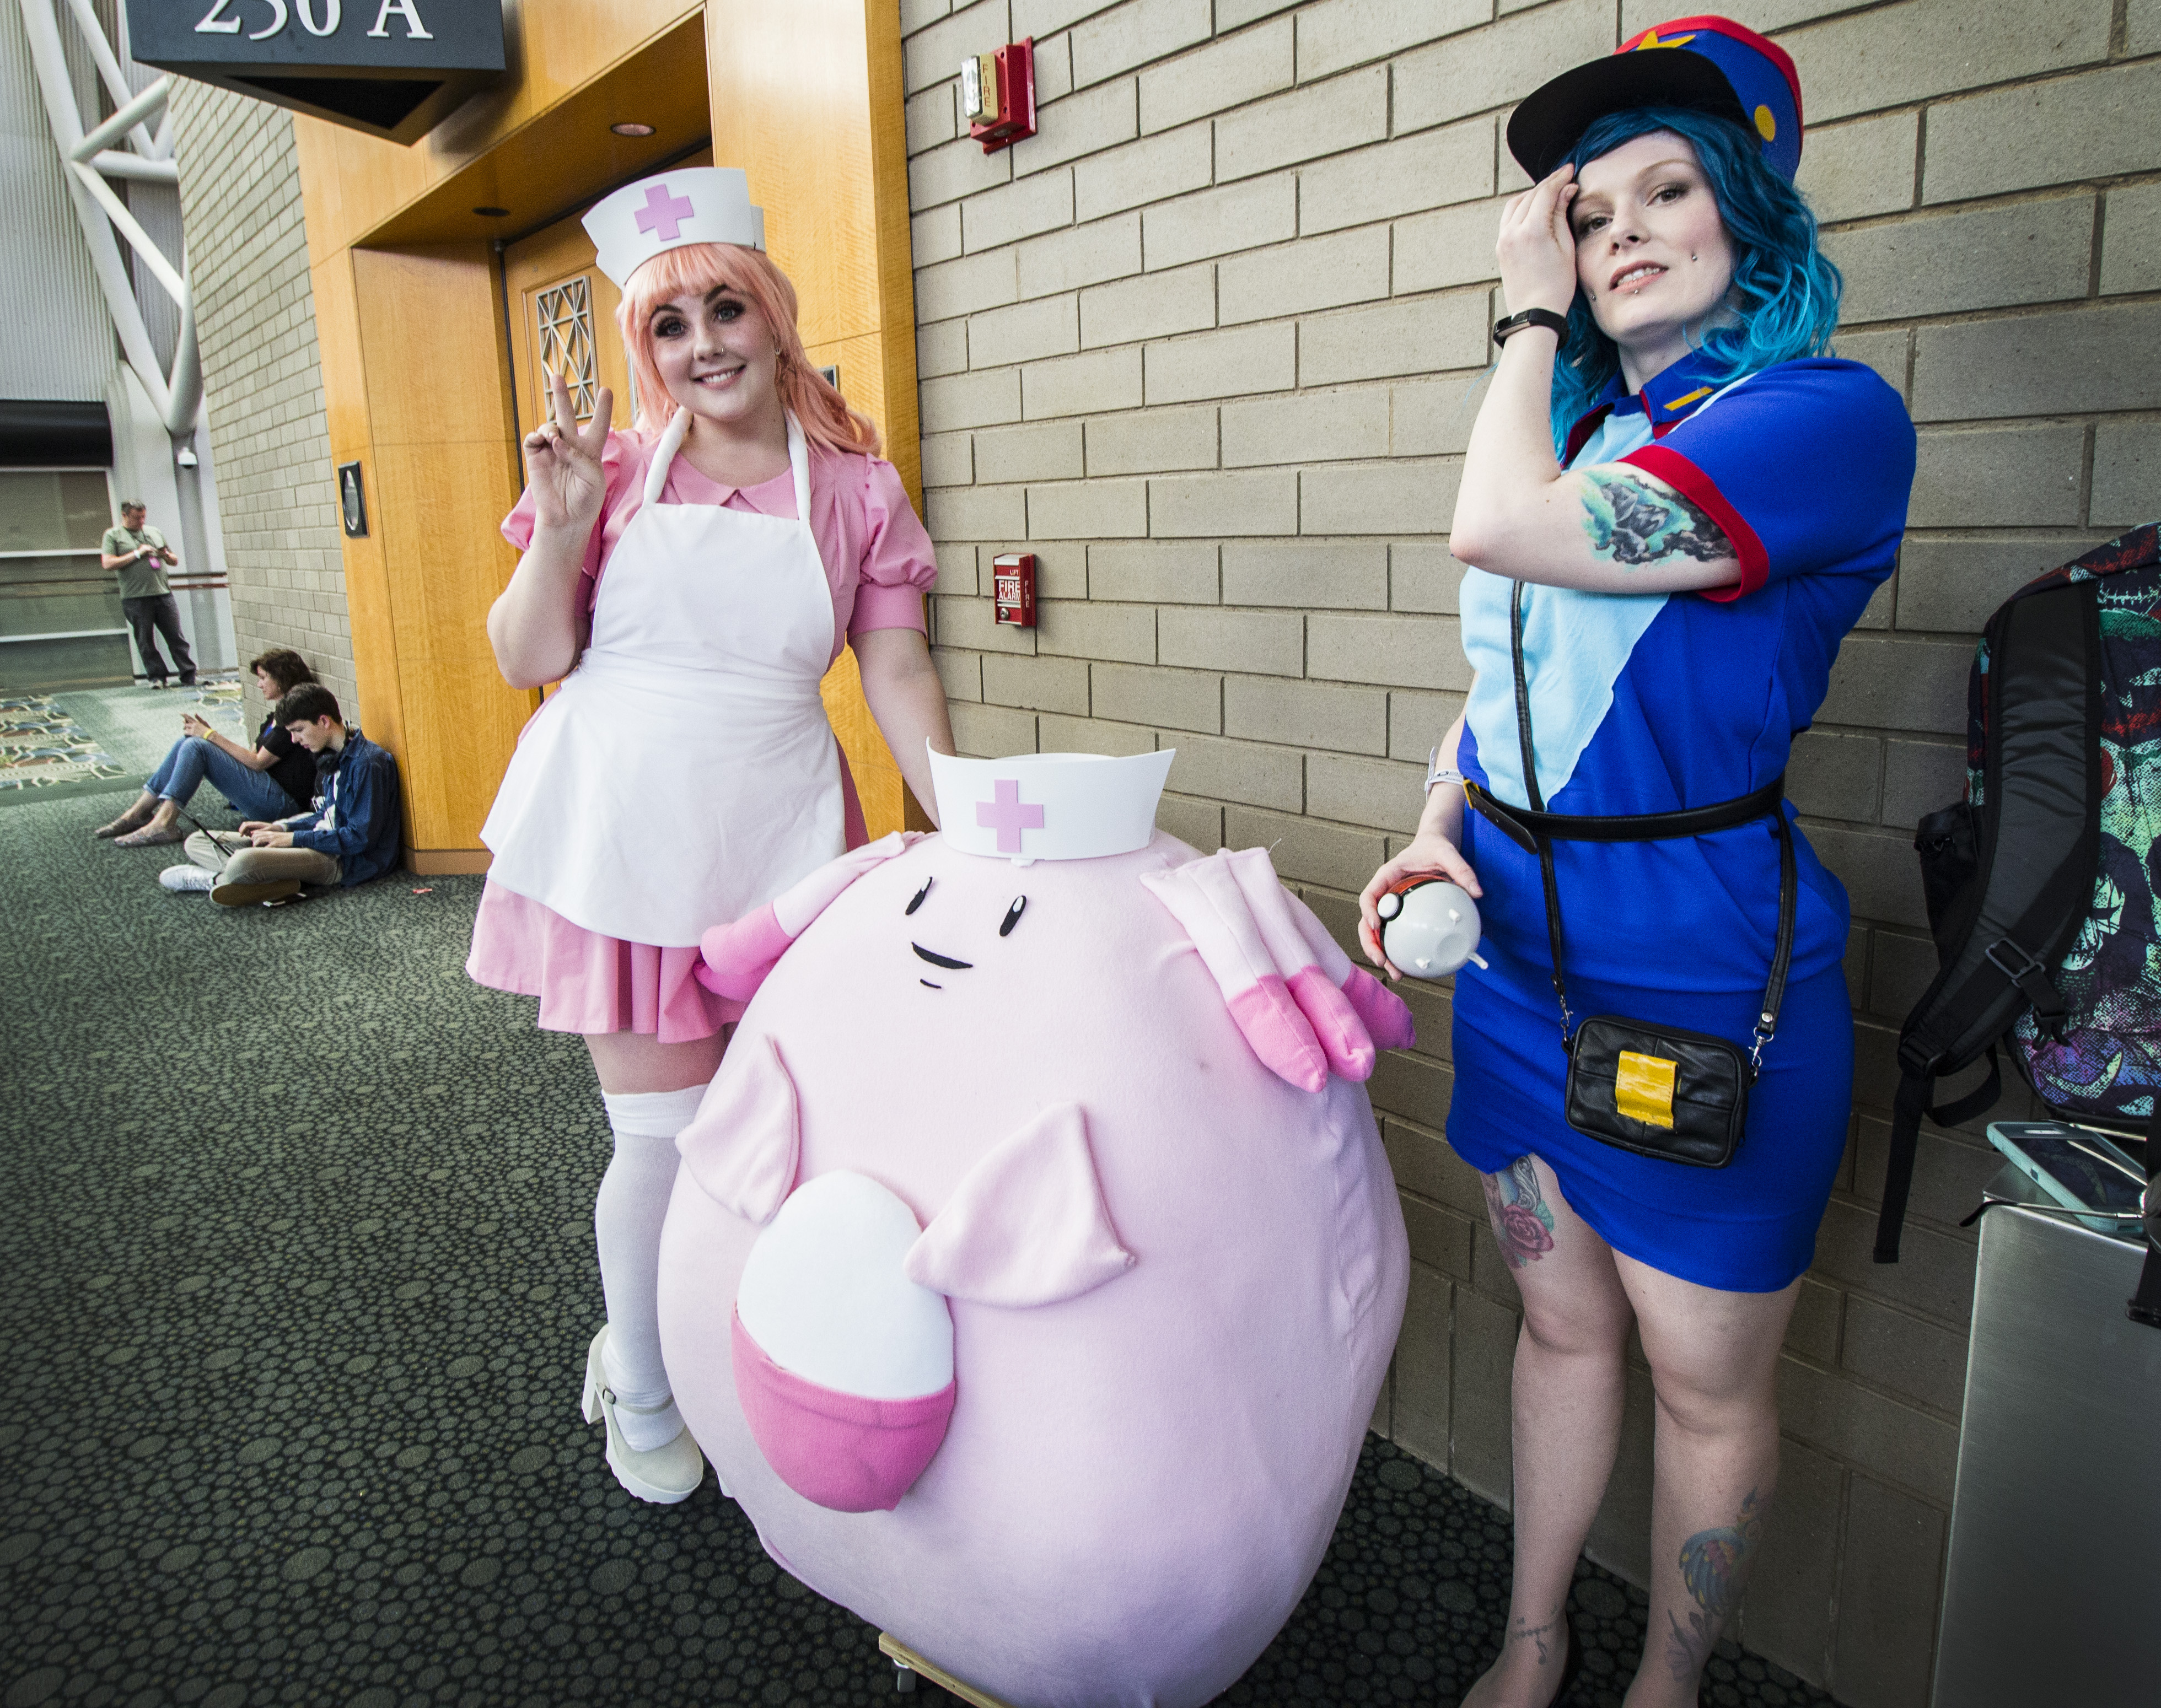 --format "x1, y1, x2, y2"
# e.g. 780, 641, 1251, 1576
1884, 524, 2161, 1273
